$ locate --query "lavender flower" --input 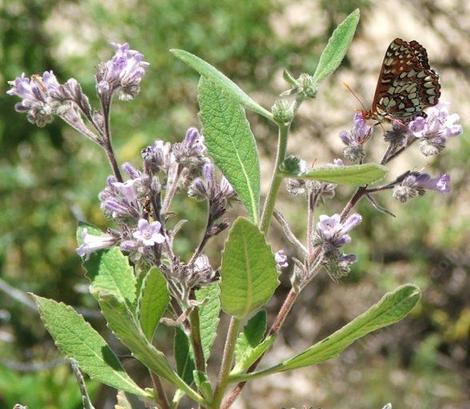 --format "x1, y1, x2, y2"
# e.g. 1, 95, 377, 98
315, 213, 362, 249
408, 103, 462, 156
275, 250, 289, 269
76, 229, 117, 258
173, 128, 207, 169
96, 43, 149, 101
7, 71, 61, 127
393, 172, 450, 203
132, 219, 165, 246
340, 113, 373, 162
